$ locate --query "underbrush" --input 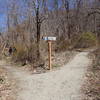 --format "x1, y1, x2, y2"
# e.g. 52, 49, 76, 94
12, 43, 38, 65
74, 32, 96, 48
9, 32, 98, 69
11, 43, 45, 68
56, 32, 97, 52
82, 48, 100, 100
56, 36, 71, 52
